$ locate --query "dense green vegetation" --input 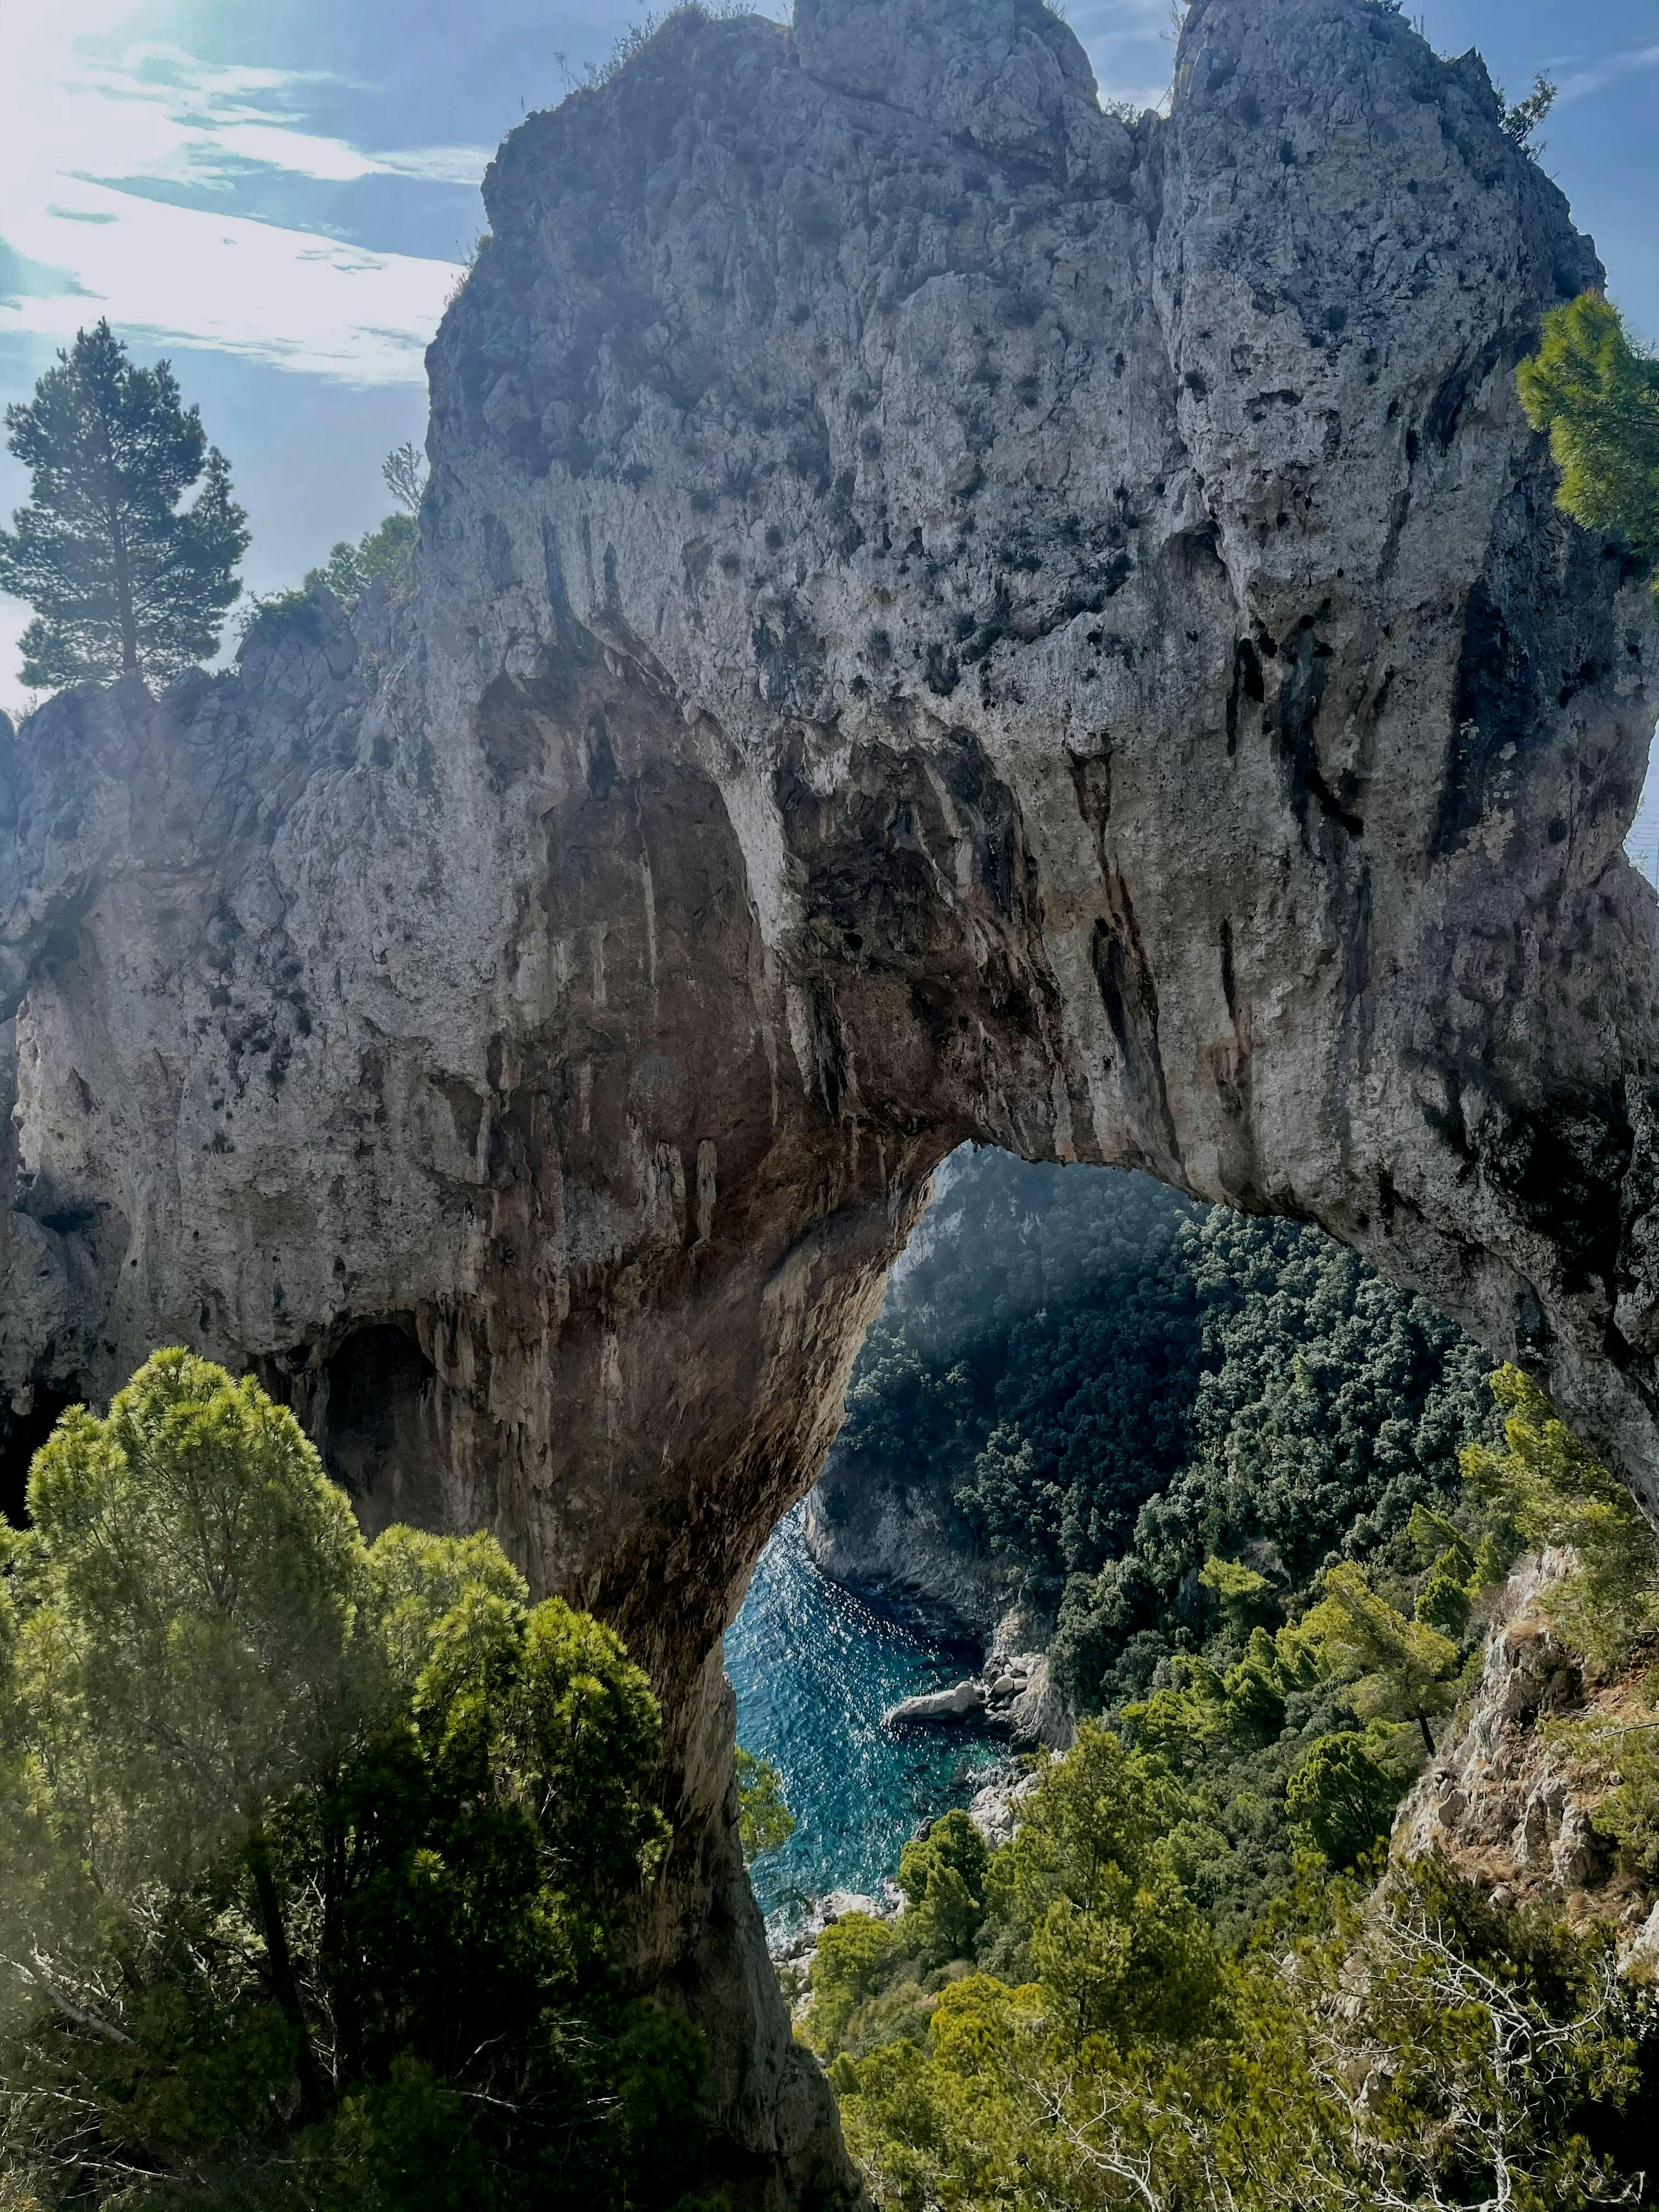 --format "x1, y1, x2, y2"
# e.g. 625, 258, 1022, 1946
0, 323, 247, 691
831, 1153, 1498, 1714
241, 443, 426, 634
0, 1352, 706, 2212
735, 1747, 795, 1861
812, 1367, 1659, 2210
1520, 291, 1659, 594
